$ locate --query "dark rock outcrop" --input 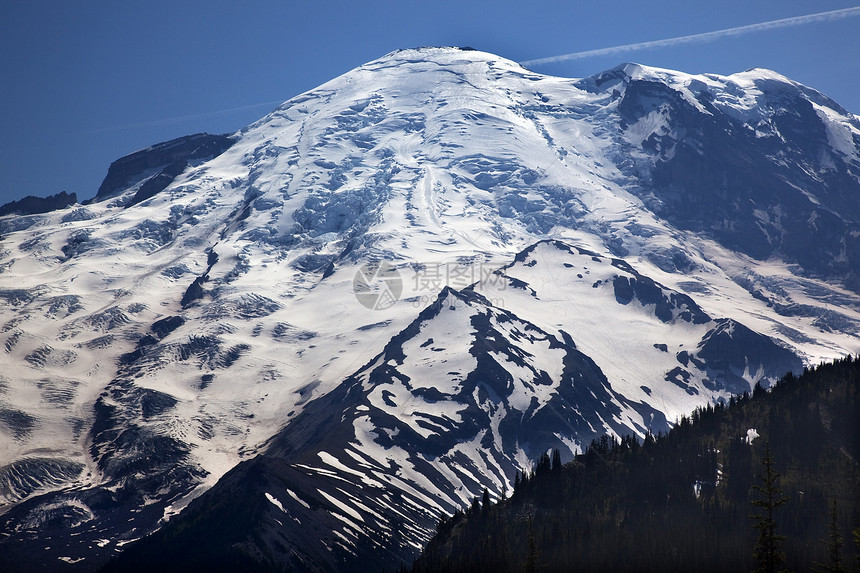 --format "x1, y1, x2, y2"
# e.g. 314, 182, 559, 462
606, 68, 860, 288
0, 191, 77, 217
89, 133, 235, 204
